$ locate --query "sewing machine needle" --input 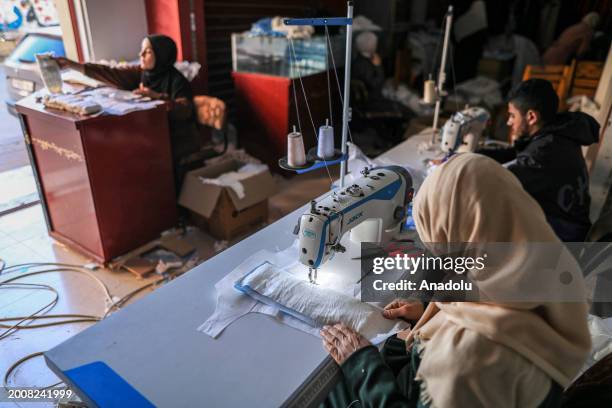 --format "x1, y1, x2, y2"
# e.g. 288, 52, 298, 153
308, 268, 318, 284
